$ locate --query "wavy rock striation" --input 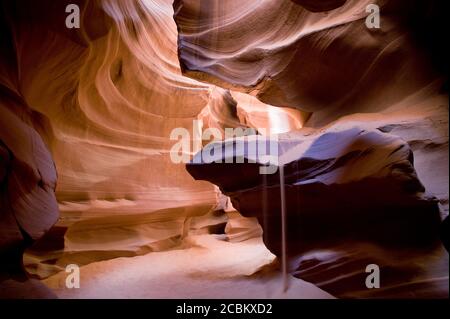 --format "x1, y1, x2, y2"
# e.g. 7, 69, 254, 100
1, 0, 300, 282
175, 0, 448, 298
0, 0, 447, 298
